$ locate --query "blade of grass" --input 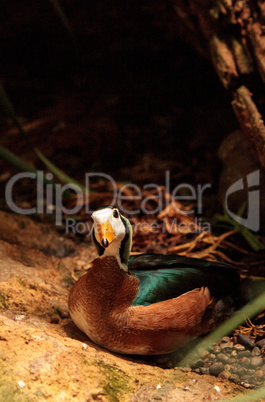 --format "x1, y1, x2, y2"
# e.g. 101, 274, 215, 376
35, 147, 88, 193
0, 144, 37, 174
179, 290, 265, 367
0, 144, 62, 190
0, 81, 88, 193
220, 385, 265, 402
0, 82, 31, 146
48, 0, 79, 55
